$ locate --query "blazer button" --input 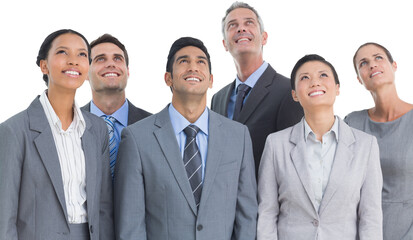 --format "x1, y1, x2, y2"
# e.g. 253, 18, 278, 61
197, 224, 203, 231
312, 219, 319, 227
89, 225, 94, 233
